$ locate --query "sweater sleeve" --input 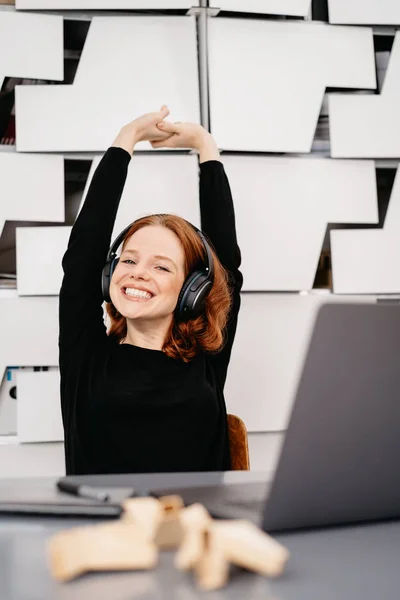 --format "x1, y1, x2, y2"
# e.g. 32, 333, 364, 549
59, 147, 131, 367
199, 160, 243, 388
